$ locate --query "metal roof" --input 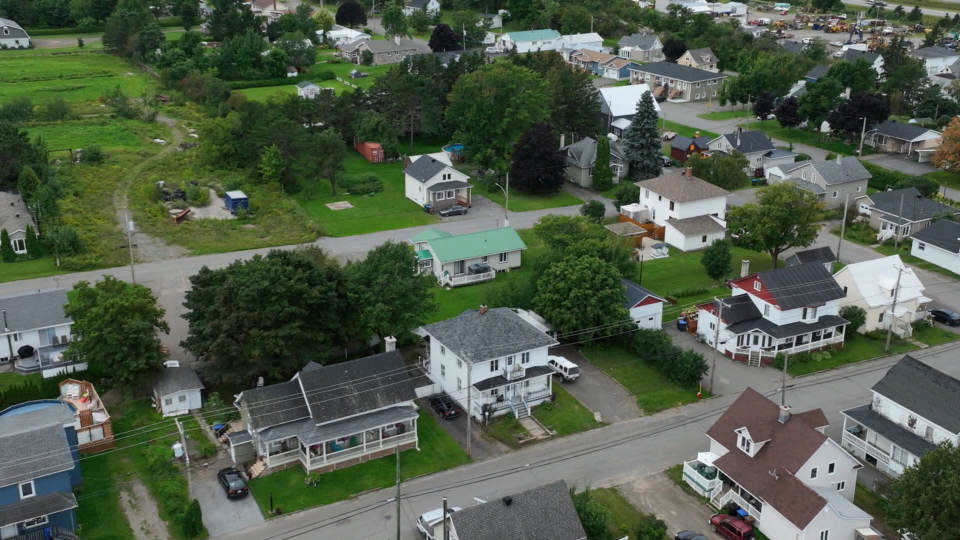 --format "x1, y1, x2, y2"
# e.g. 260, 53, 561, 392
423, 227, 526, 263
629, 60, 725, 83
